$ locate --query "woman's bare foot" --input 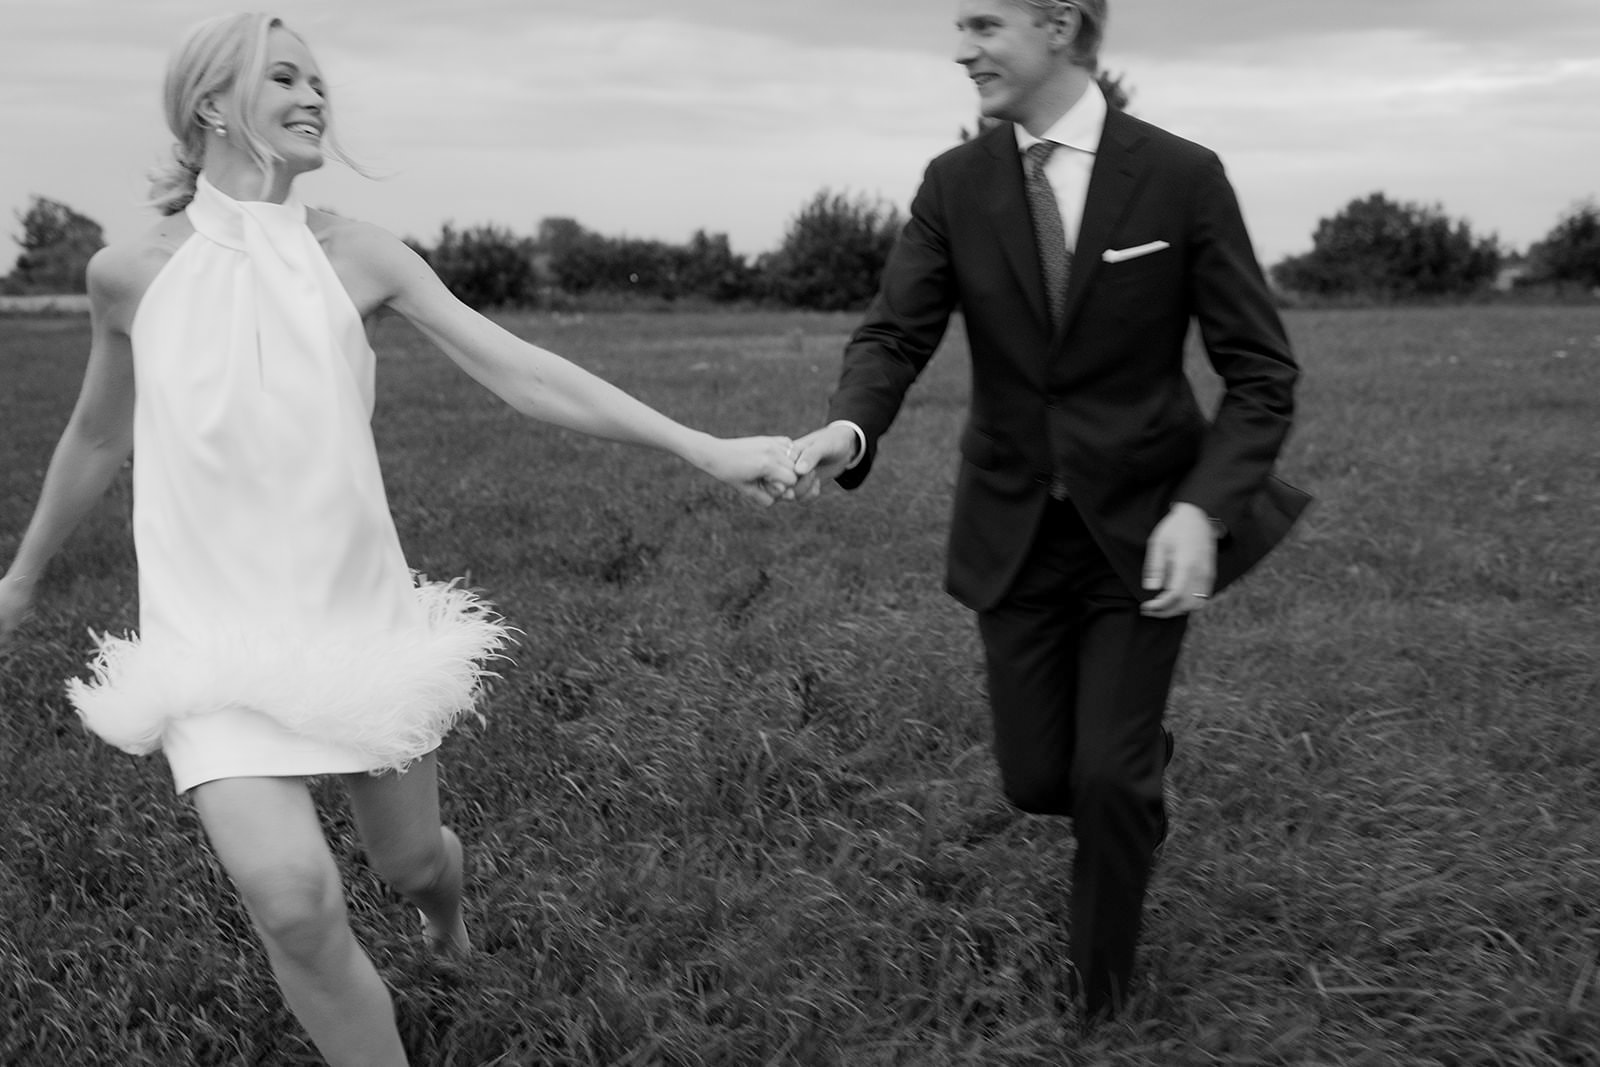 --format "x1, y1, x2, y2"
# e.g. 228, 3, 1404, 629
418, 826, 470, 956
